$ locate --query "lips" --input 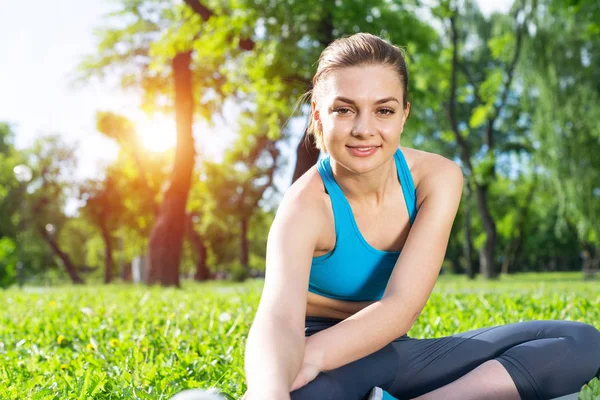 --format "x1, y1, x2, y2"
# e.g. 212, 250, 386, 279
346, 145, 380, 157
